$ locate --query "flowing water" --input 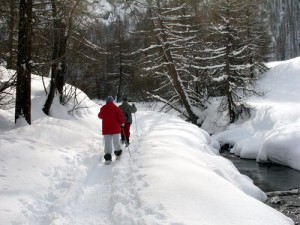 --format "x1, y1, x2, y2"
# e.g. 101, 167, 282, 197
221, 151, 300, 192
